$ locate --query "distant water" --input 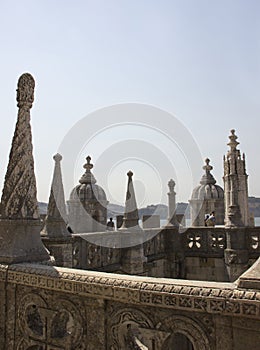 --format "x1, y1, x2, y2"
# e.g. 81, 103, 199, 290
255, 217, 260, 226
141, 217, 260, 228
